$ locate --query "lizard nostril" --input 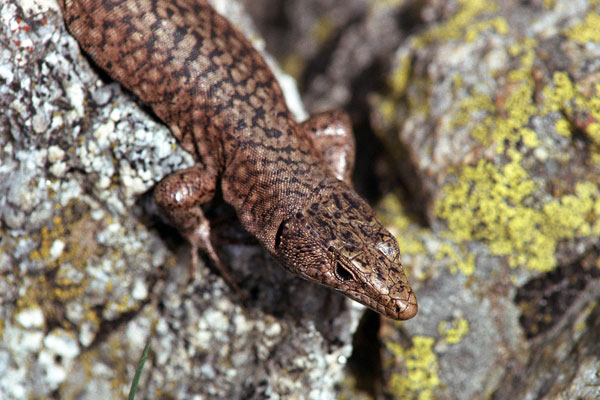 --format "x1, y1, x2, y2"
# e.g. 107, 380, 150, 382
393, 298, 418, 320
